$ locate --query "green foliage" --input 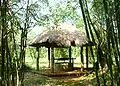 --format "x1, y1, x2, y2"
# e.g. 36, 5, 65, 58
55, 48, 69, 58
50, 0, 81, 25
72, 47, 80, 58
27, 47, 36, 59
75, 18, 85, 30
27, 47, 48, 59
40, 47, 48, 58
